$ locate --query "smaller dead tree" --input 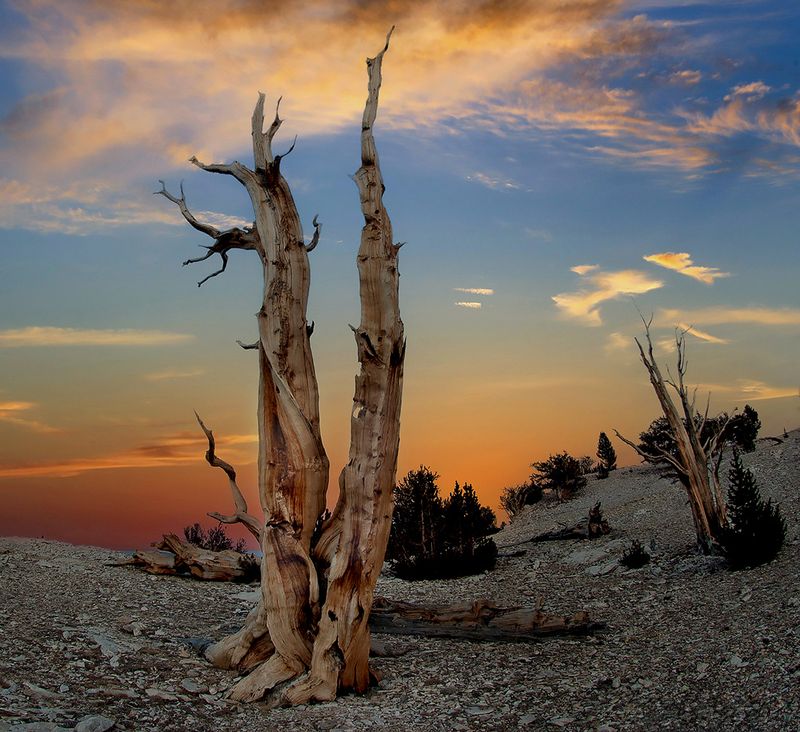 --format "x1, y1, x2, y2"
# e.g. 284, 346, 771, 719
615, 322, 728, 553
